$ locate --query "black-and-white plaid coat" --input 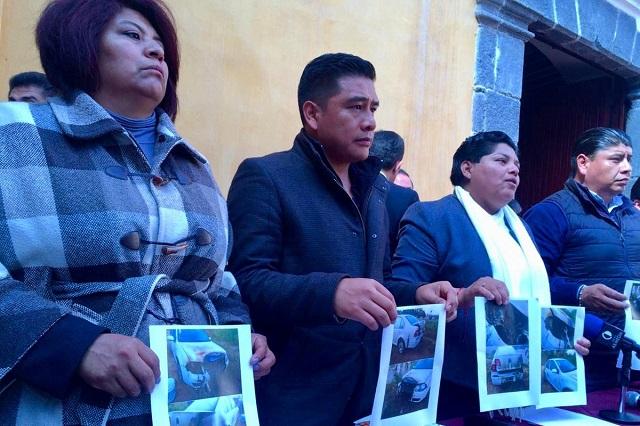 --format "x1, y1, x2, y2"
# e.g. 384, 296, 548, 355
0, 92, 249, 424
